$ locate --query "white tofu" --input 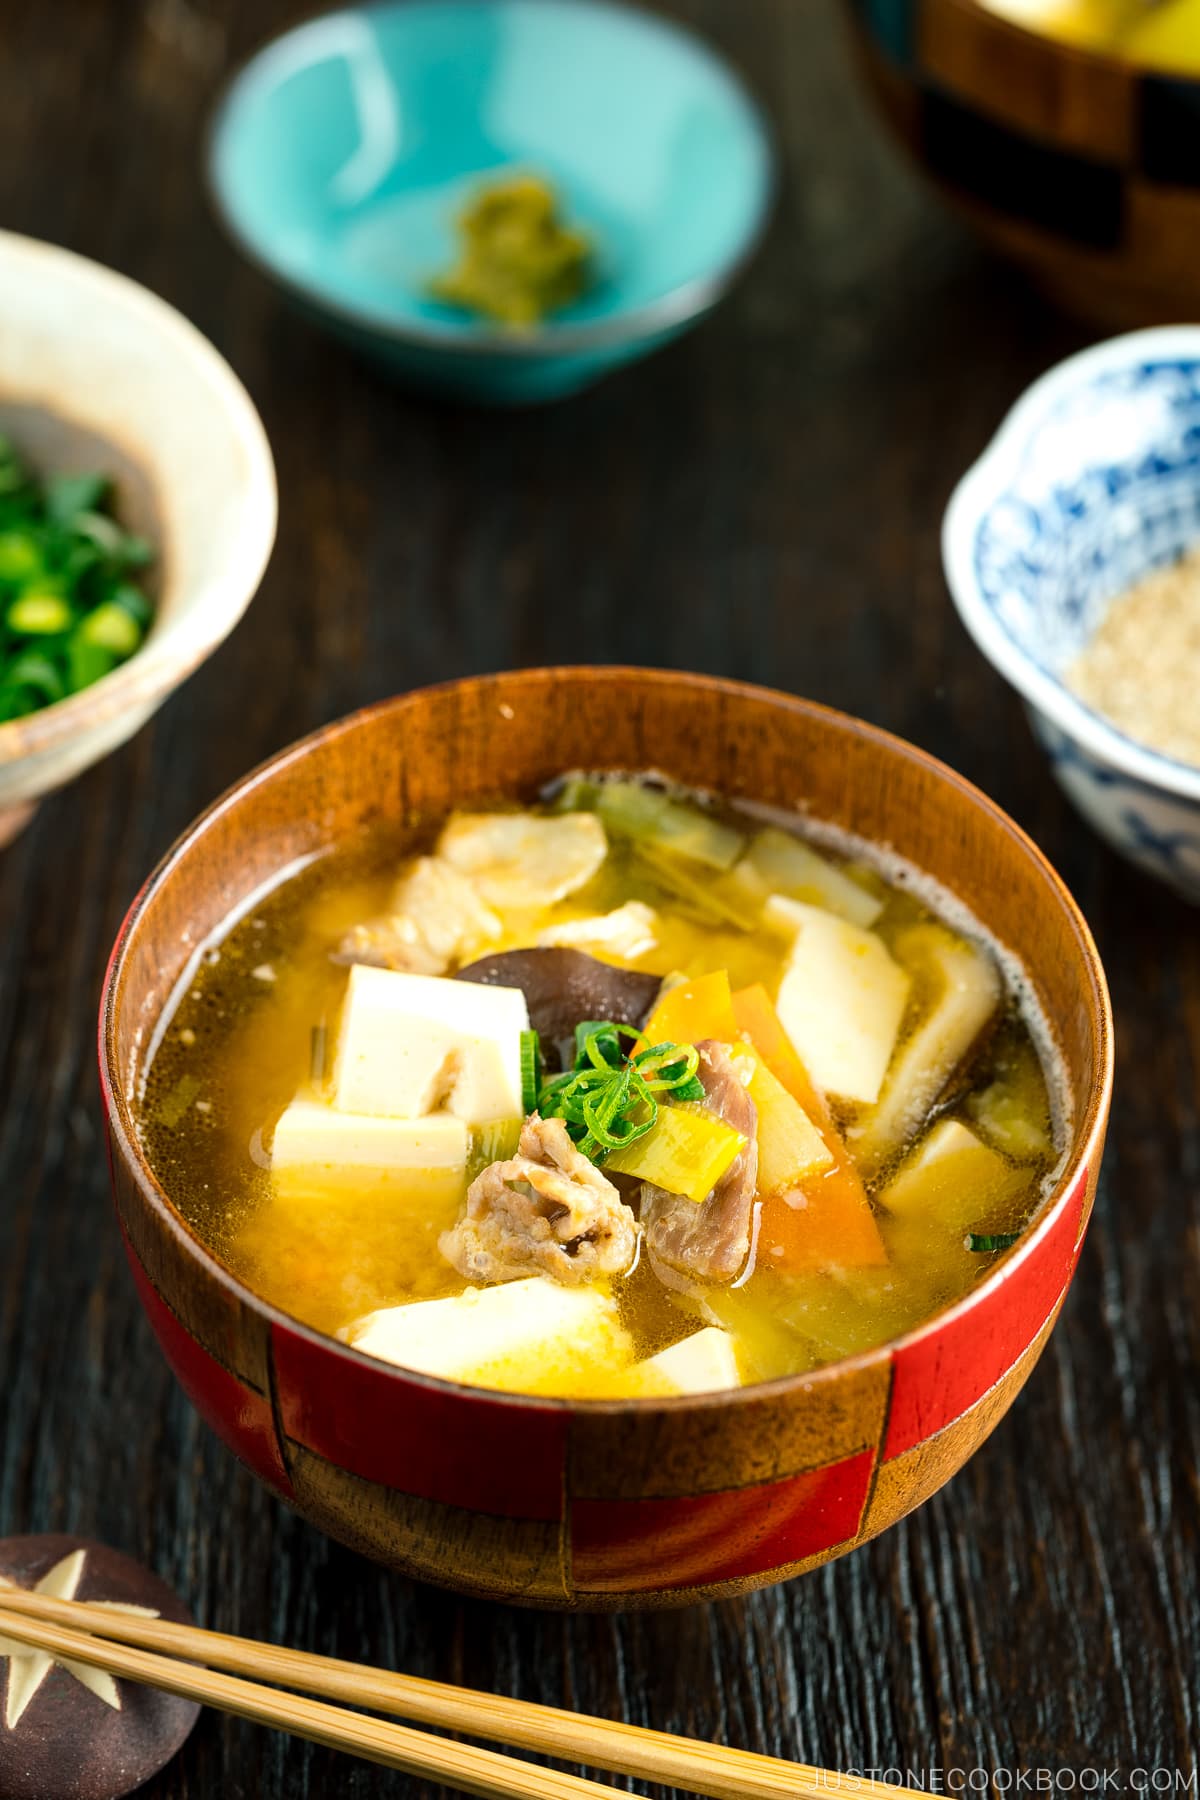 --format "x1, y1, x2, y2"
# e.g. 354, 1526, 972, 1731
768, 897, 910, 1105
437, 811, 607, 910
271, 1099, 468, 1172
640, 1327, 741, 1395
879, 1118, 1023, 1231
340, 1278, 633, 1394
332, 964, 528, 1123
538, 900, 658, 960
